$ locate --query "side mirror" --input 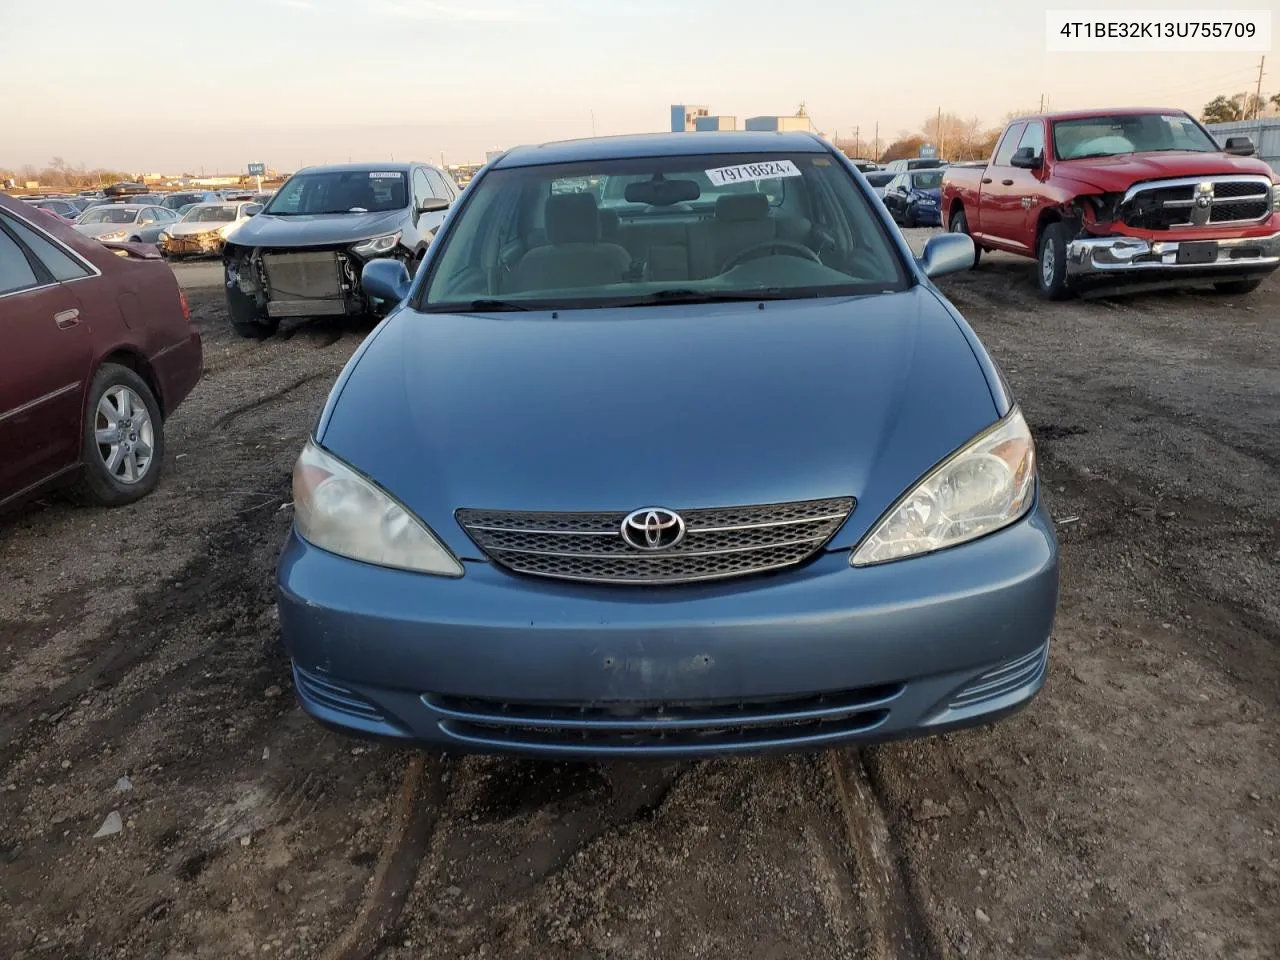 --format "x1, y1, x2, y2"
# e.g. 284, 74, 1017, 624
1010, 147, 1043, 170
416, 197, 450, 214
361, 258, 412, 304
918, 232, 975, 279
1223, 136, 1255, 156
